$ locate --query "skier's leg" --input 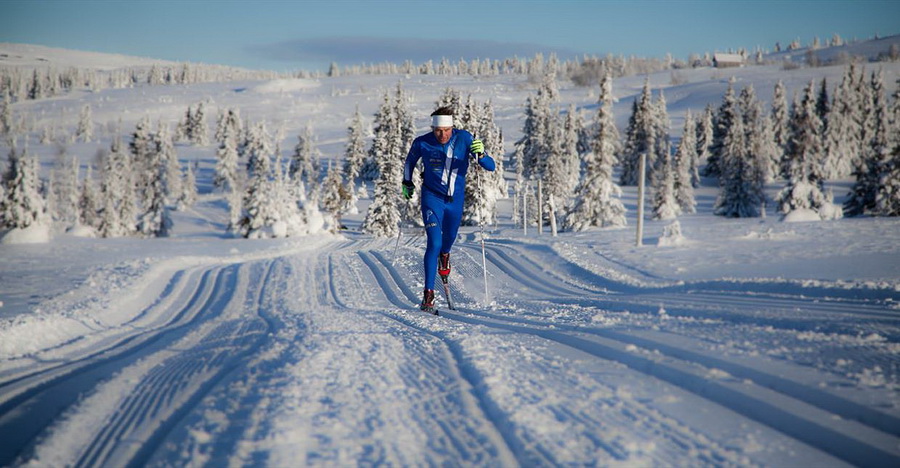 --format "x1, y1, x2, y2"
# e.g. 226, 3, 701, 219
421, 192, 444, 291
440, 194, 465, 254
